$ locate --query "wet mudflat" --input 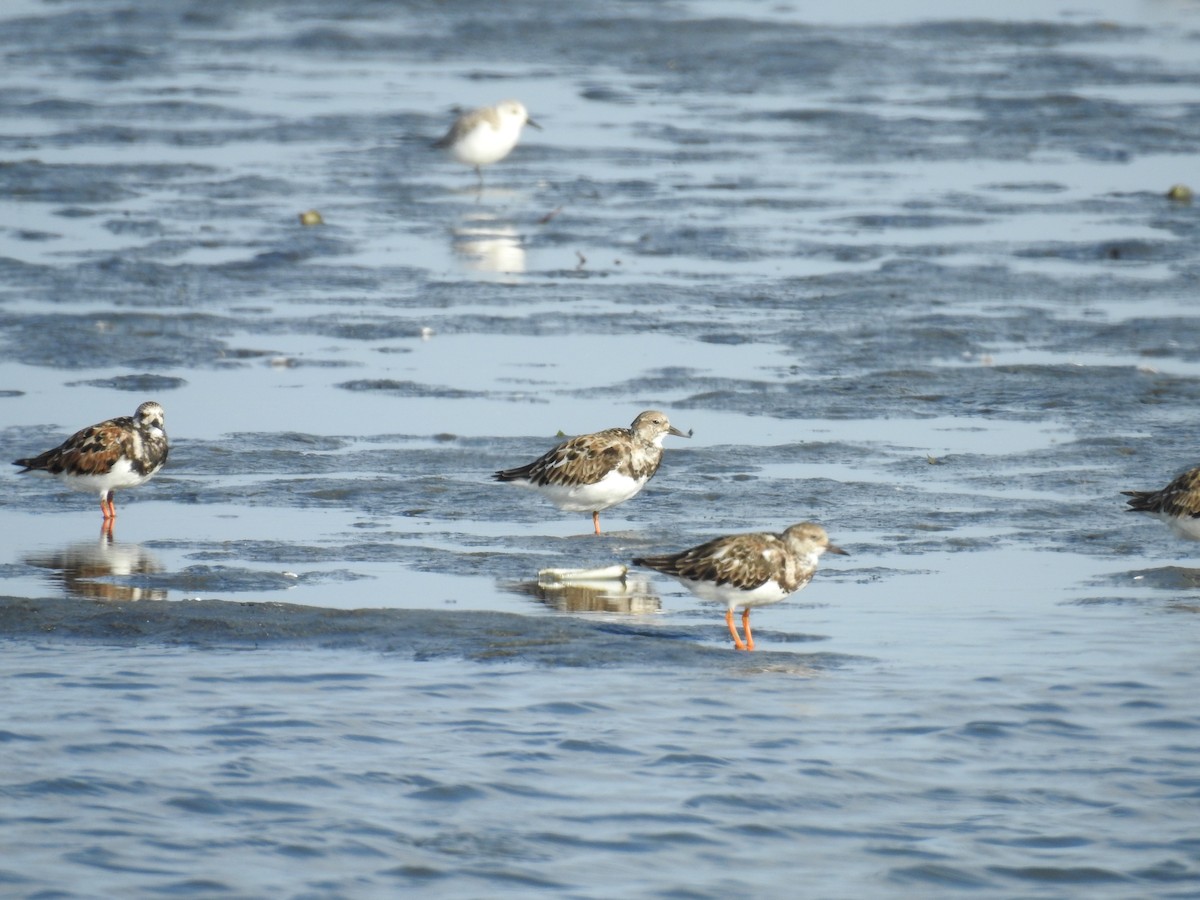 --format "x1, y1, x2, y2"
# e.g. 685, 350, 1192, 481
2, 0, 1200, 896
